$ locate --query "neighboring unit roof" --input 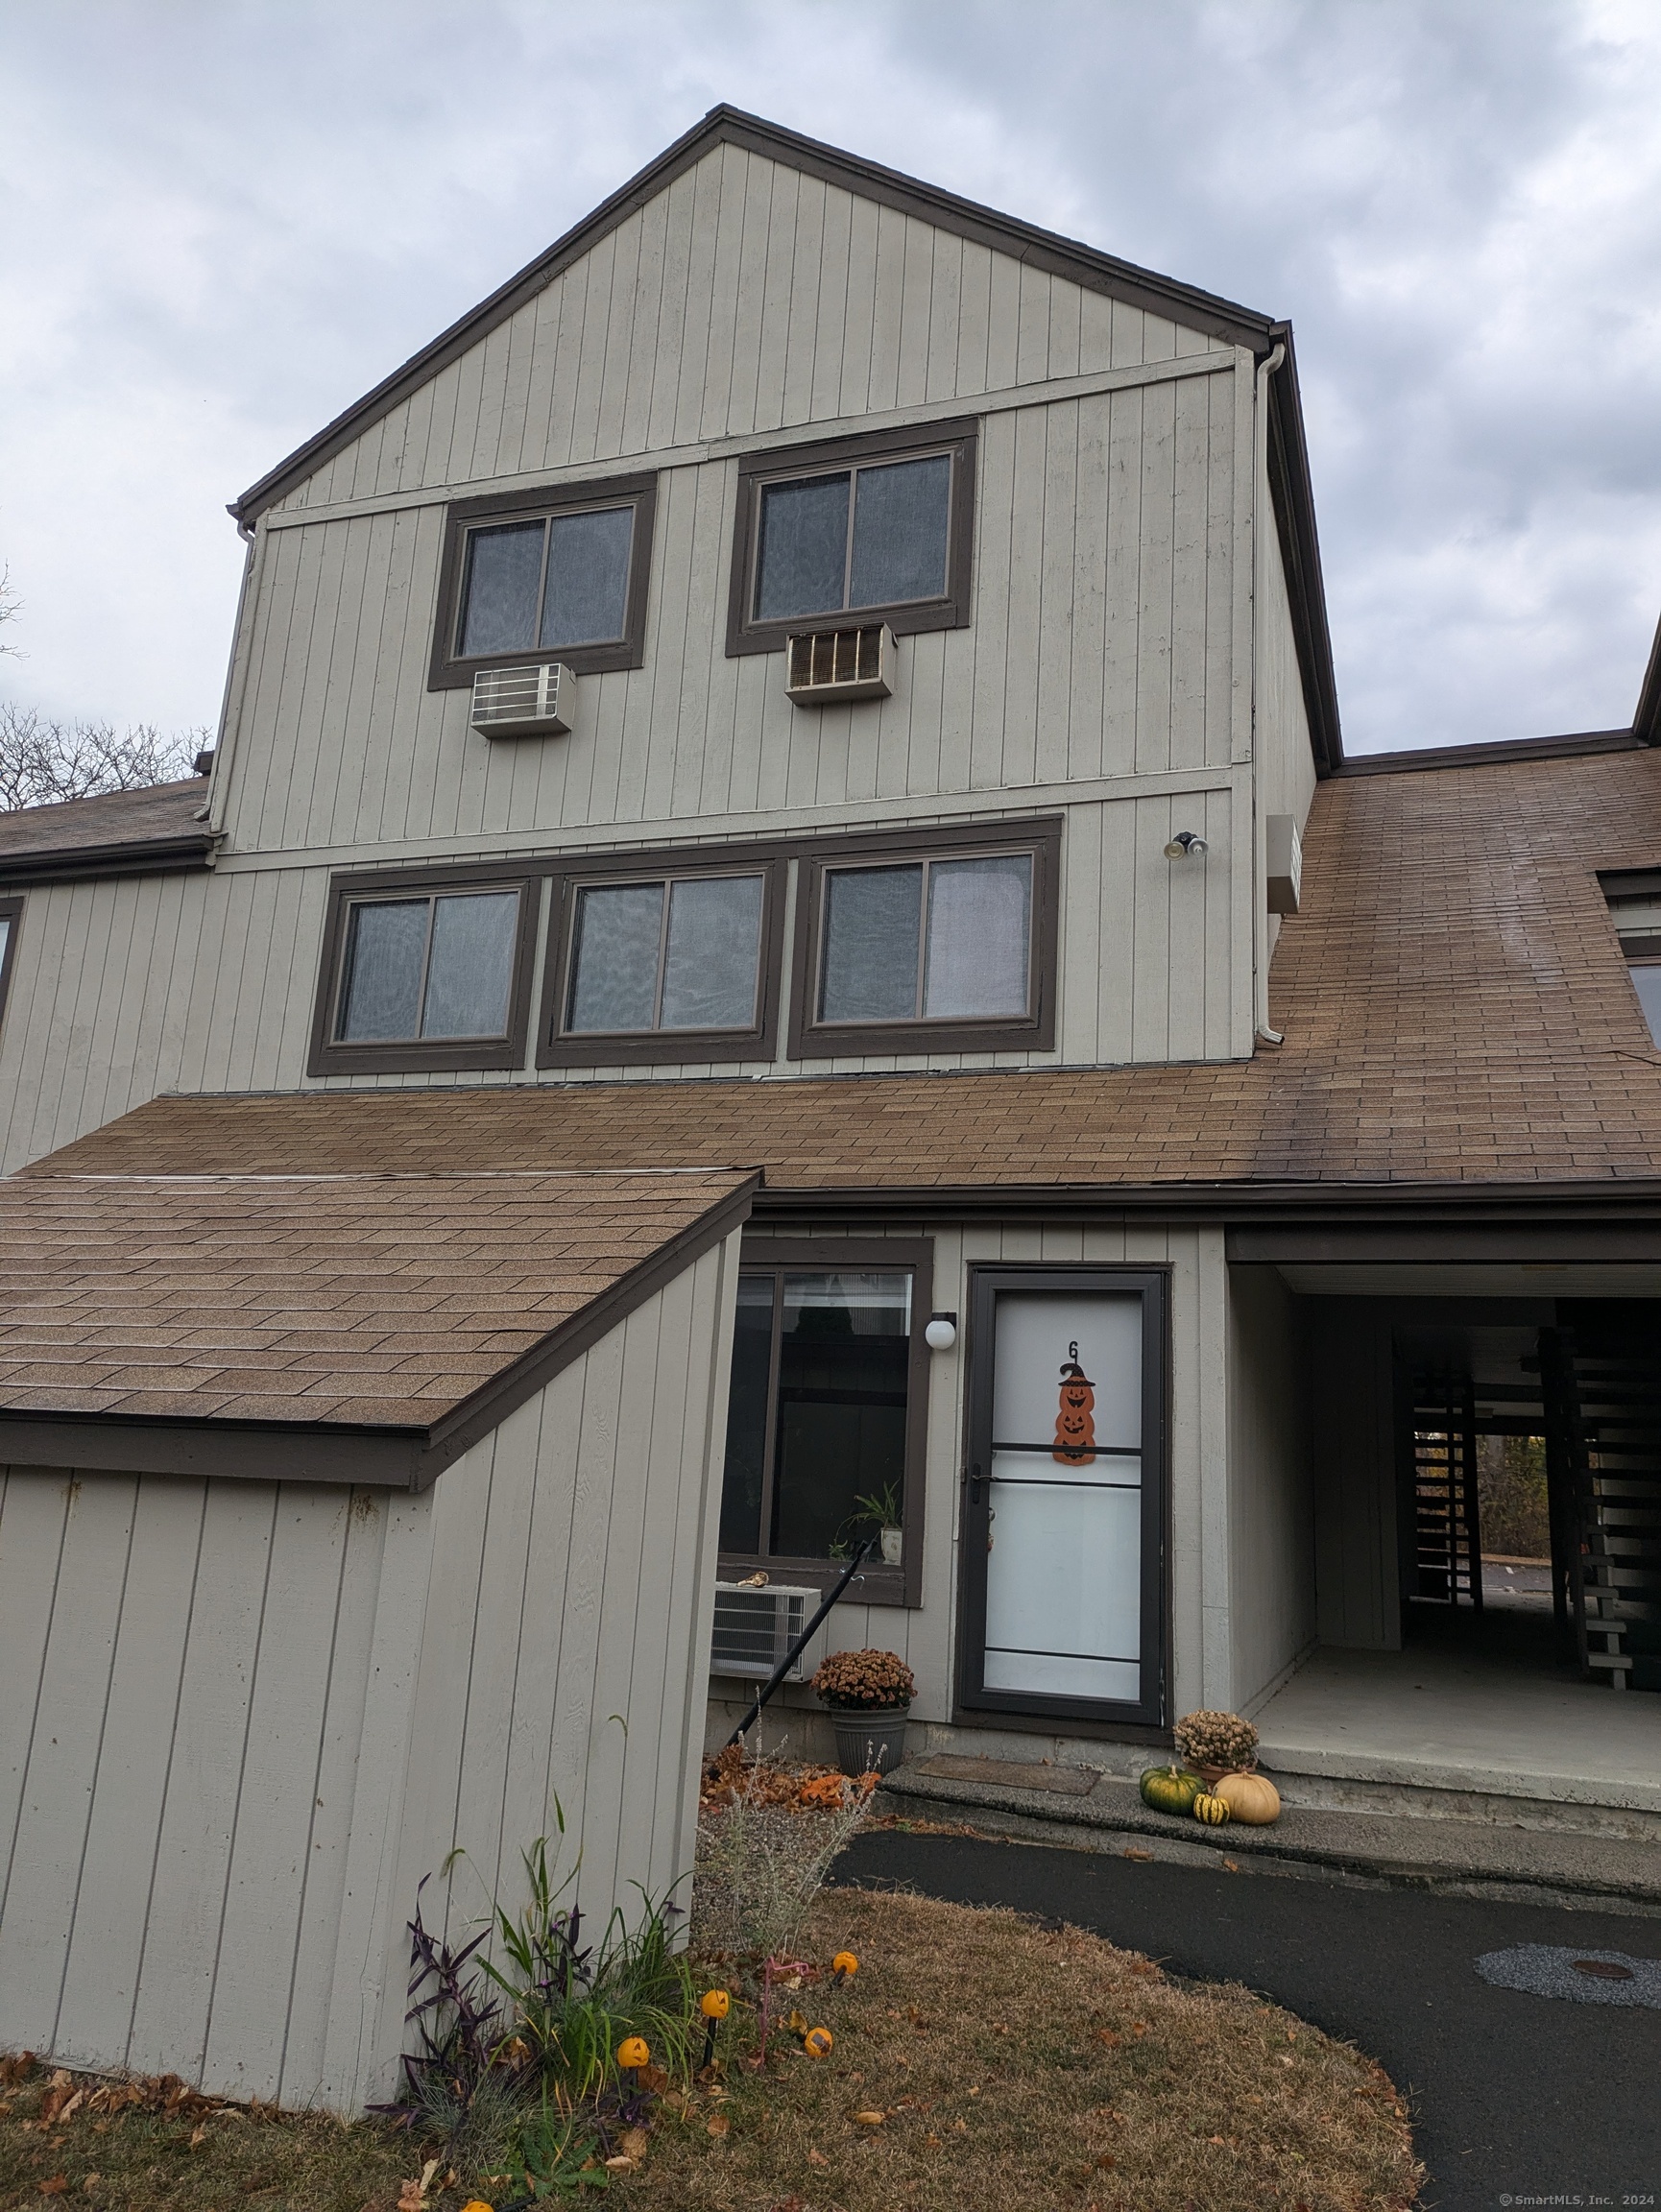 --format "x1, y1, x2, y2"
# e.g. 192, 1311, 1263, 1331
0, 778, 214, 884
228, 105, 1344, 772
0, 1166, 755, 1485
29, 743, 1661, 1200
